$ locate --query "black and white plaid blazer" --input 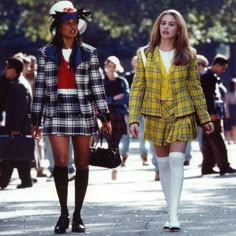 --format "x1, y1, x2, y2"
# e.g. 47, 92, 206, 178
31, 42, 108, 126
